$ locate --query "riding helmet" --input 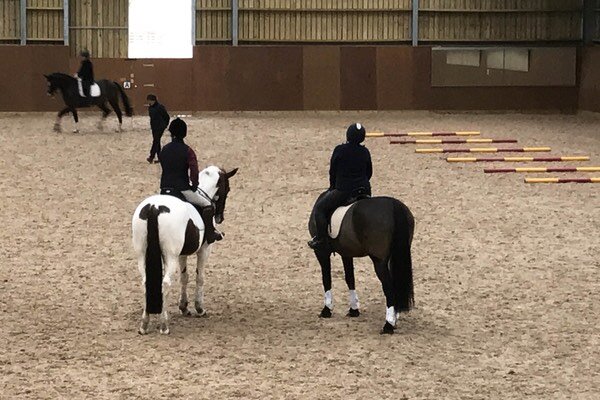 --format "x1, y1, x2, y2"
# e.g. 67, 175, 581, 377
80, 49, 90, 58
346, 123, 366, 144
169, 118, 187, 139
